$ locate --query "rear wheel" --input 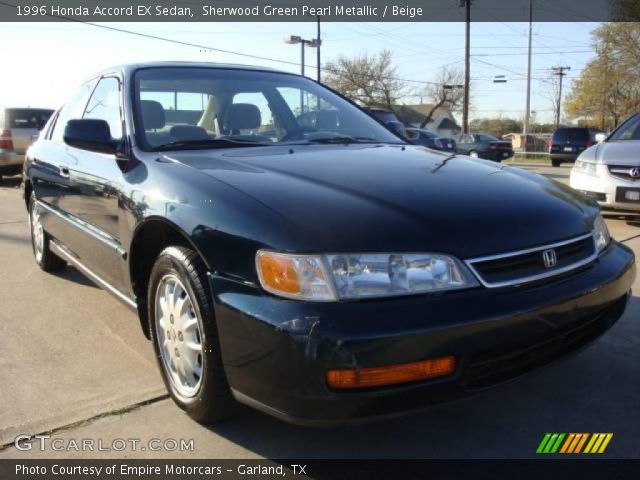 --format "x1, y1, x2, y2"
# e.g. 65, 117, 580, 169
28, 193, 66, 272
148, 246, 235, 423
469, 150, 479, 158
551, 158, 562, 167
